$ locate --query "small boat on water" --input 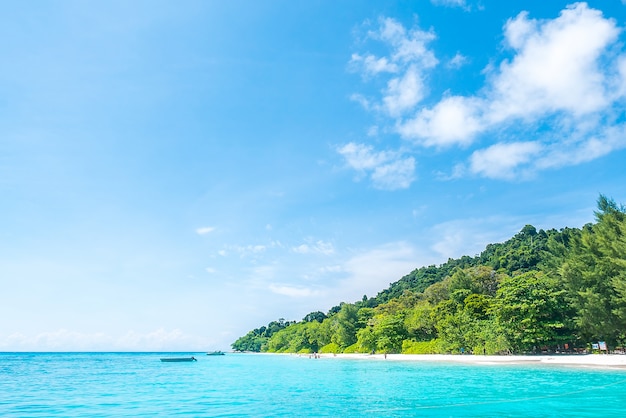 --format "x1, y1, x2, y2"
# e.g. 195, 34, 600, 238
206, 351, 225, 356
160, 357, 197, 362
